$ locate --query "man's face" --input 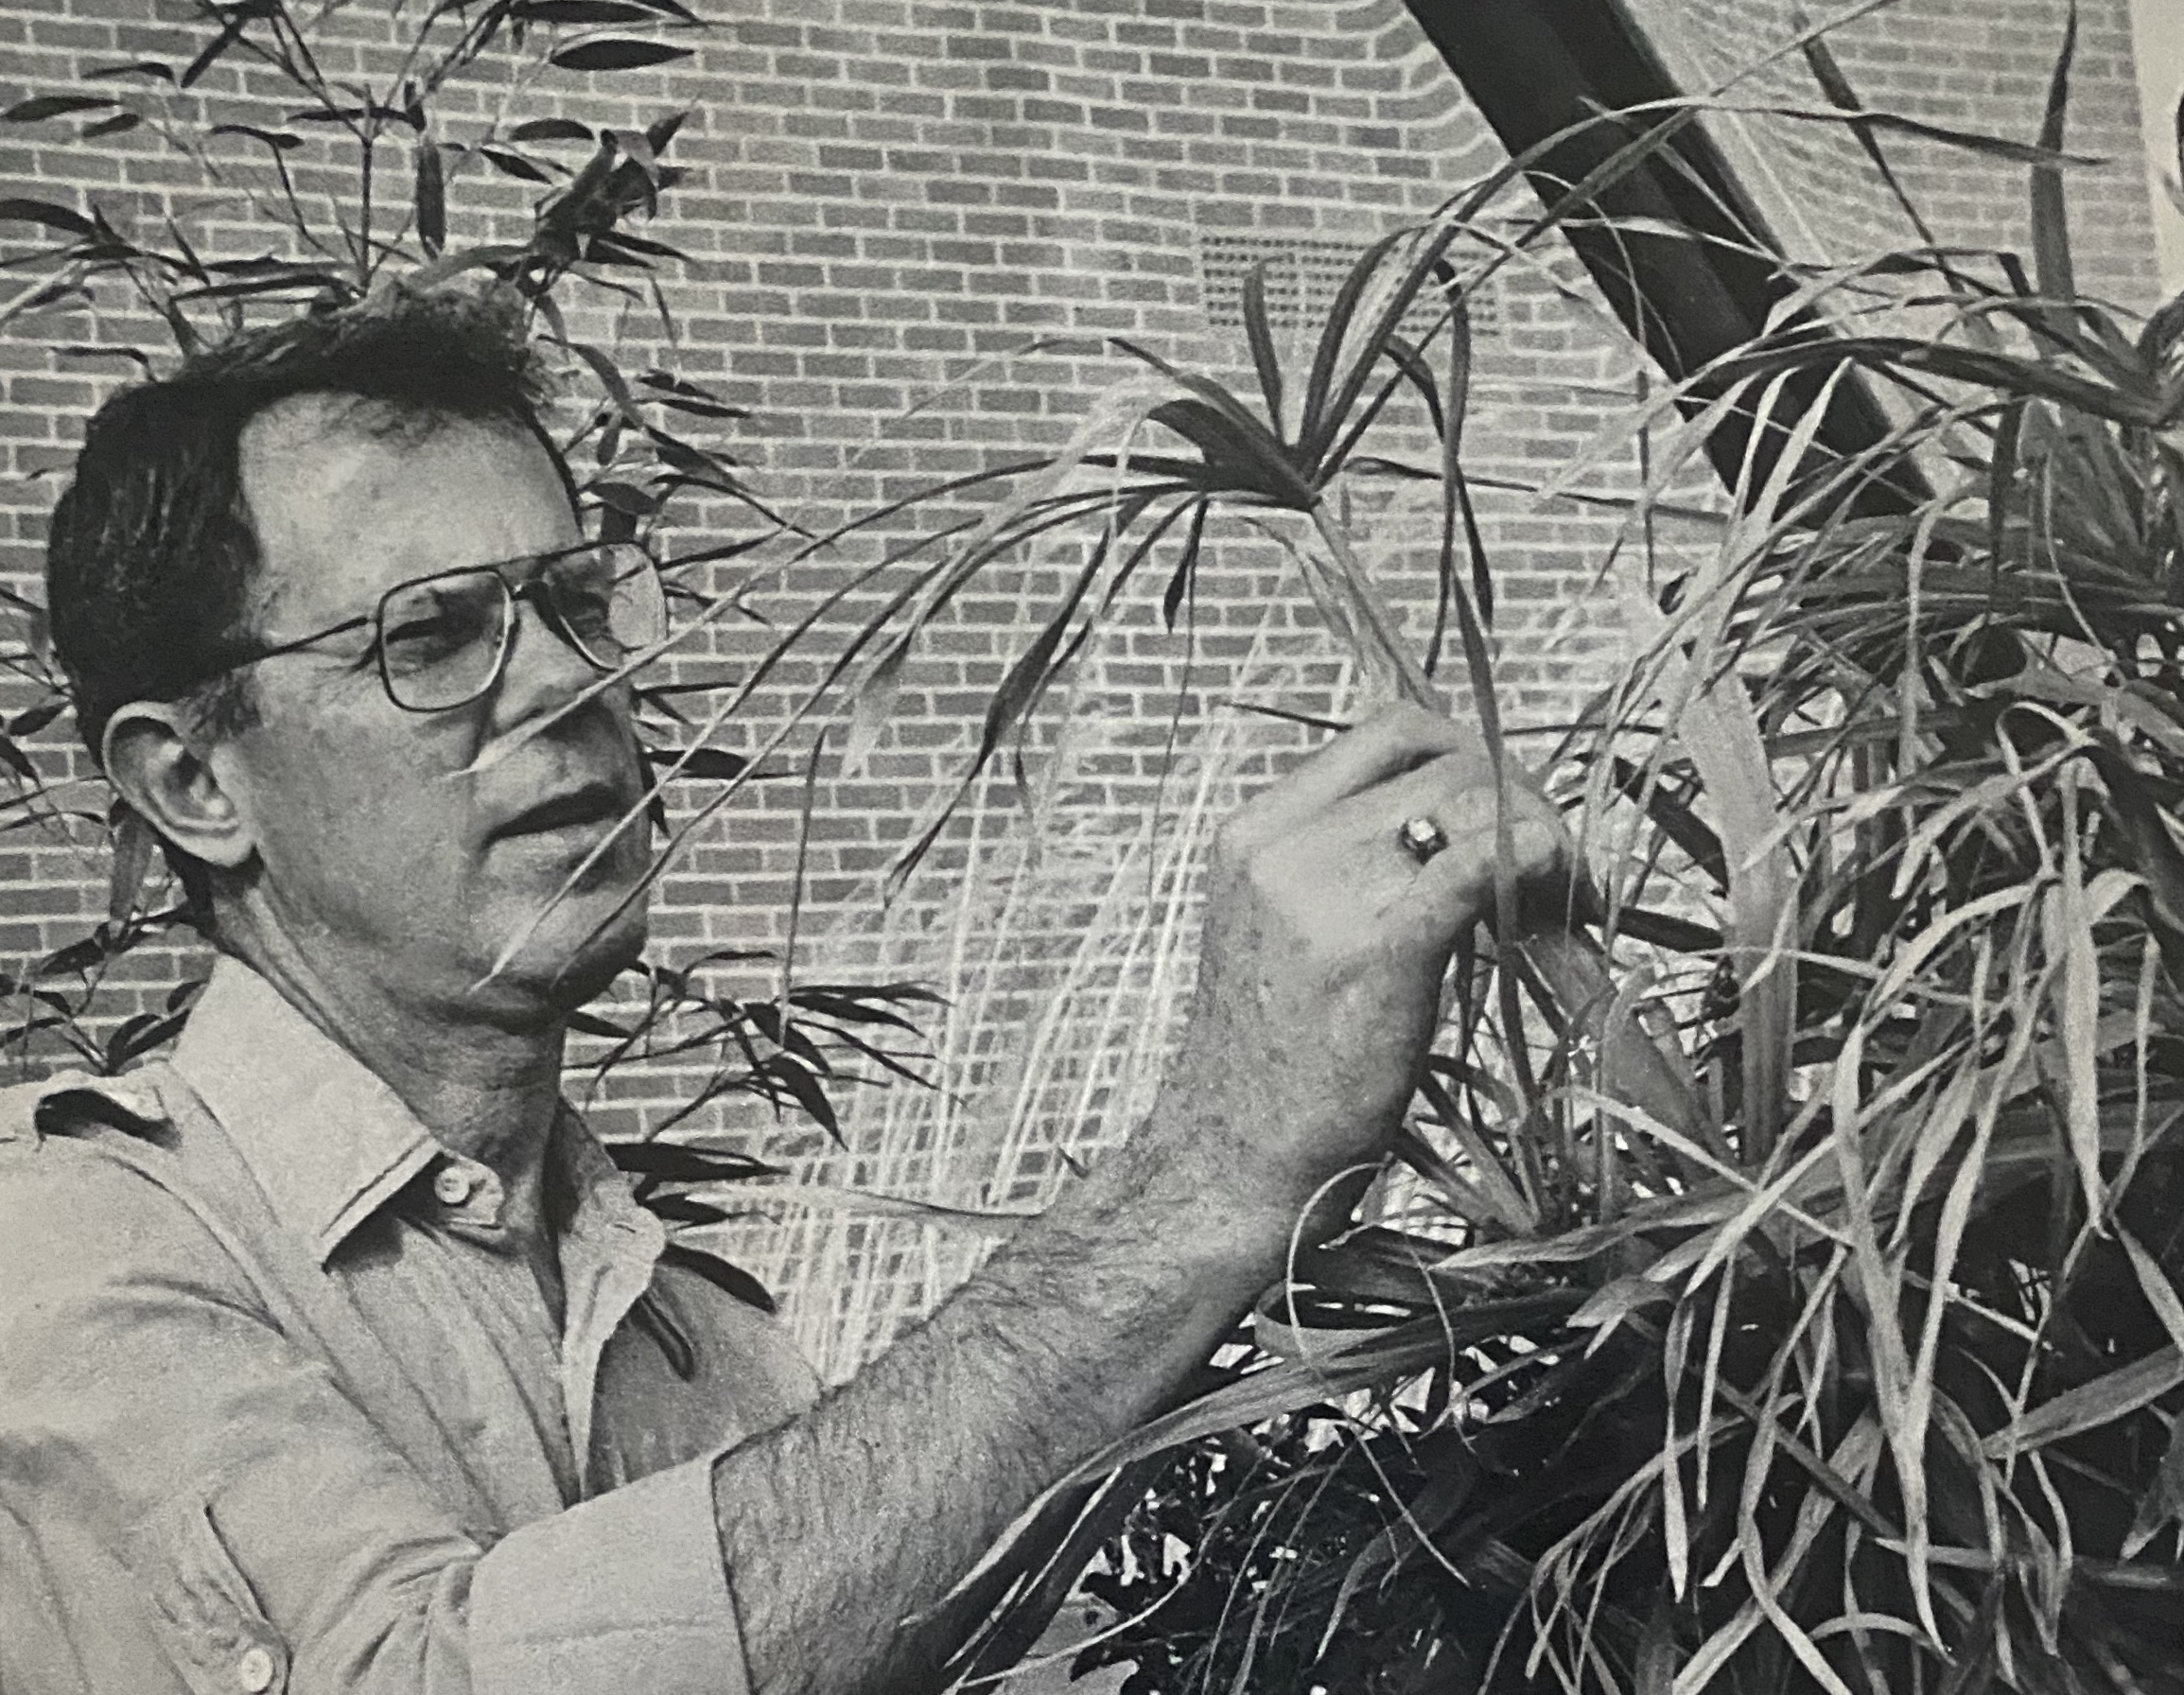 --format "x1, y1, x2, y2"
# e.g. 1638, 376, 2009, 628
215, 398, 652, 1026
